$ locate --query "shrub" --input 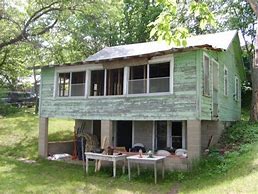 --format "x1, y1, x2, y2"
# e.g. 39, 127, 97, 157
0, 101, 20, 116
219, 121, 258, 147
